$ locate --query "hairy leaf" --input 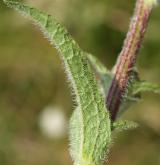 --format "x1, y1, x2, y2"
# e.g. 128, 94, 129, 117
118, 80, 160, 117
112, 120, 138, 131
118, 69, 141, 116
87, 53, 113, 95
3, 0, 111, 164
133, 81, 160, 94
